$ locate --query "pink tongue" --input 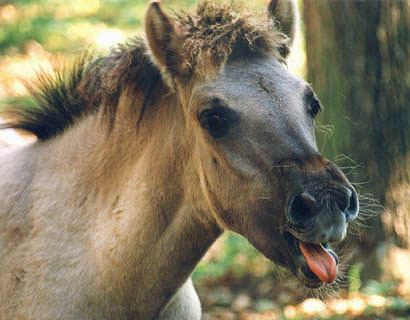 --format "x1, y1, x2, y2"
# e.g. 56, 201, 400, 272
299, 242, 337, 284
